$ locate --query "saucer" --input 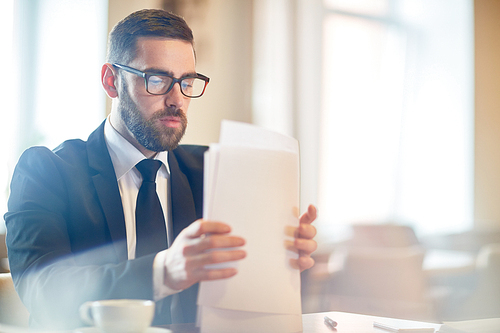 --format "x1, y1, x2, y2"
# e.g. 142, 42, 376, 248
74, 327, 172, 333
